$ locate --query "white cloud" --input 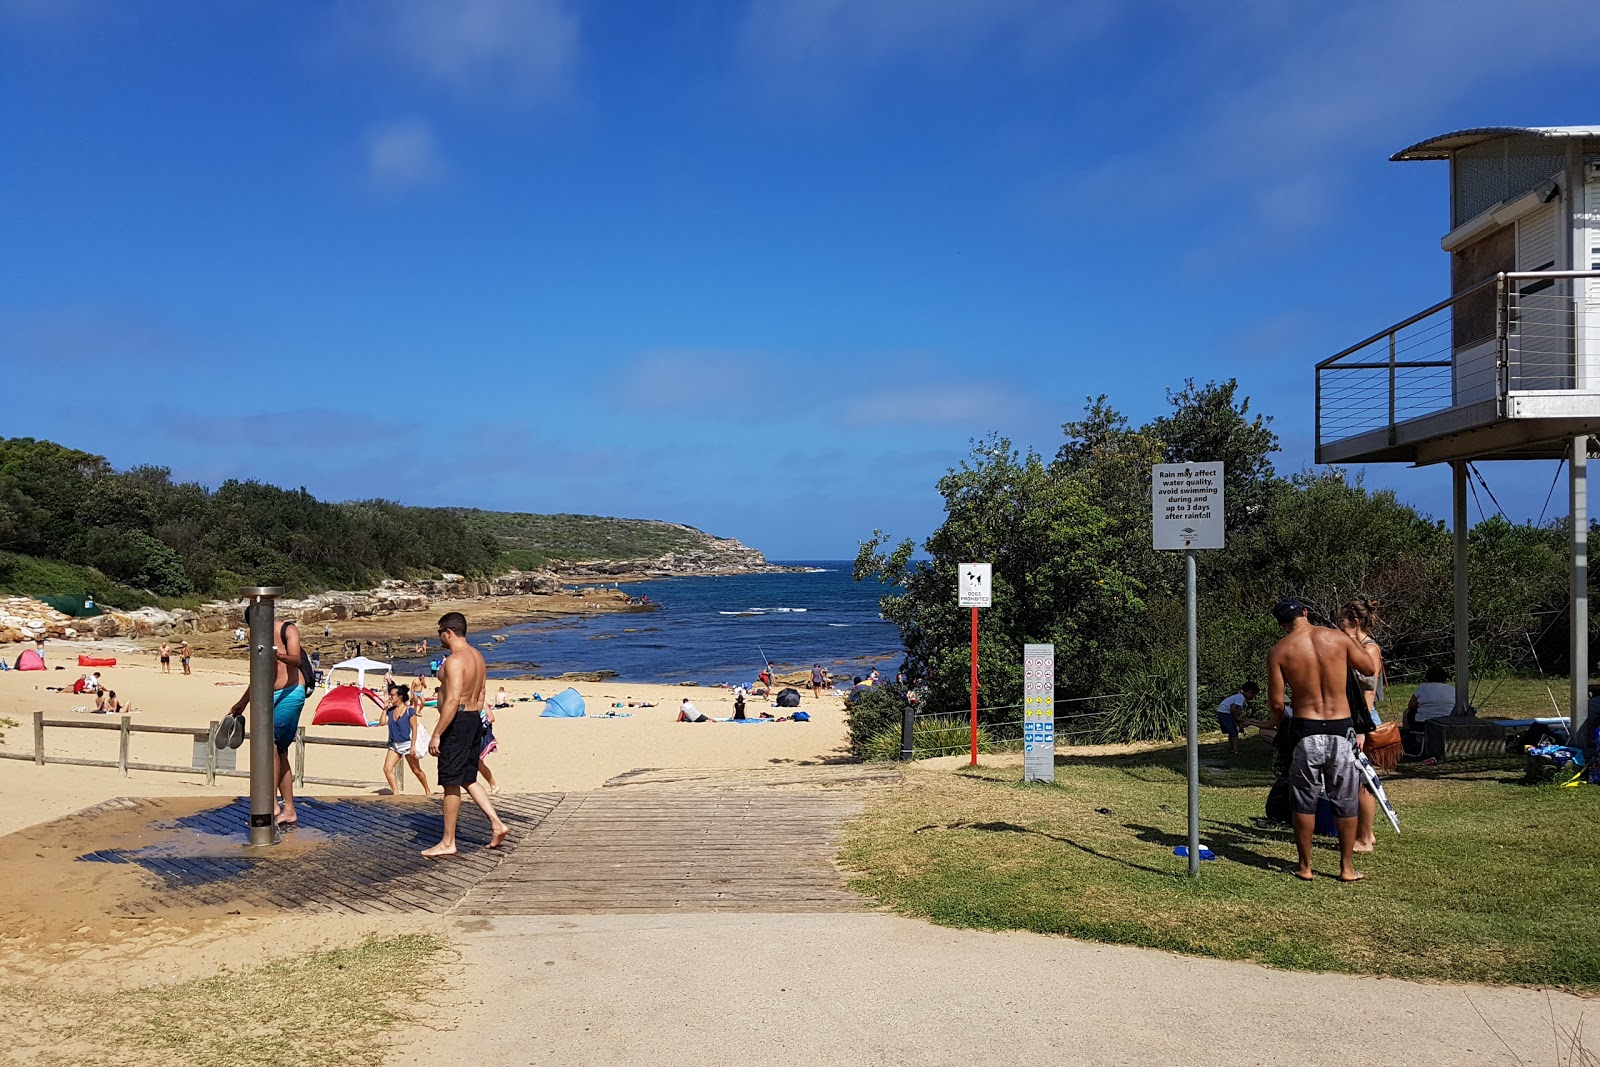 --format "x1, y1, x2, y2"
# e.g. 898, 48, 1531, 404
736, 0, 1110, 102
1044, 0, 1600, 256
365, 118, 446, 189
837, 382, 1022, 428
336, 0, 580, 103
619, 349, 773, 410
